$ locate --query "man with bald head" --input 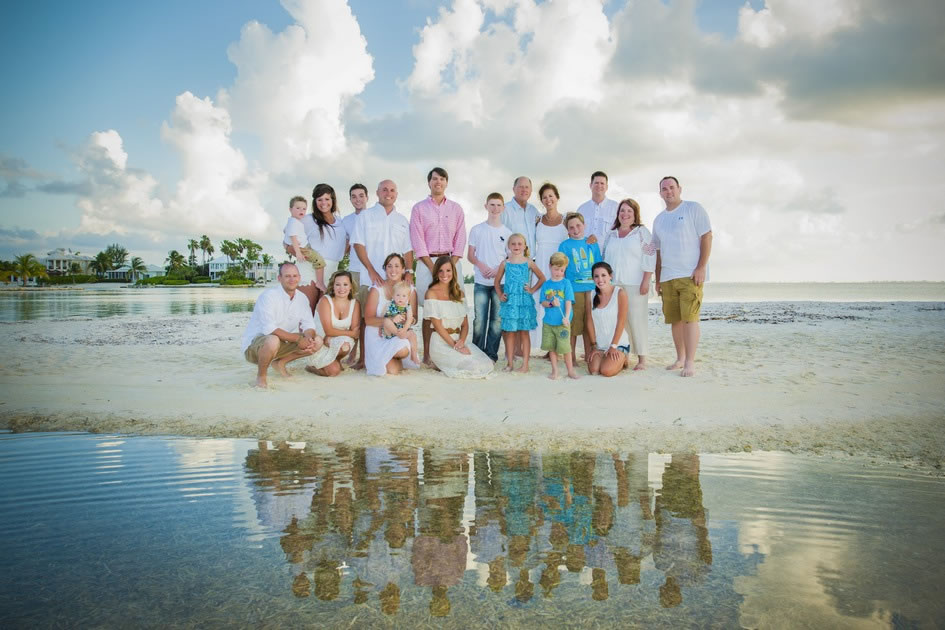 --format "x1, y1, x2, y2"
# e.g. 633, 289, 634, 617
241, 262, 323, 388
351, 179, 415, 369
